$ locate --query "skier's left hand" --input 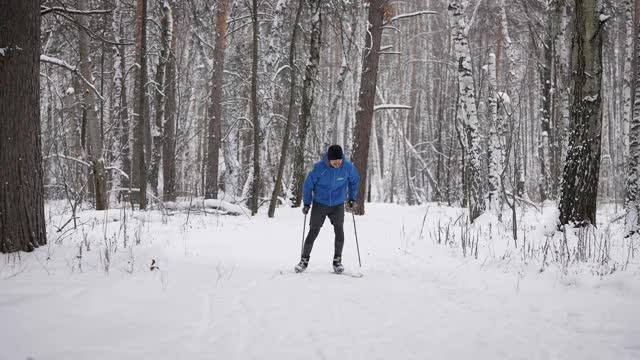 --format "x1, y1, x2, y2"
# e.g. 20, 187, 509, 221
346, 200, 356, 210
